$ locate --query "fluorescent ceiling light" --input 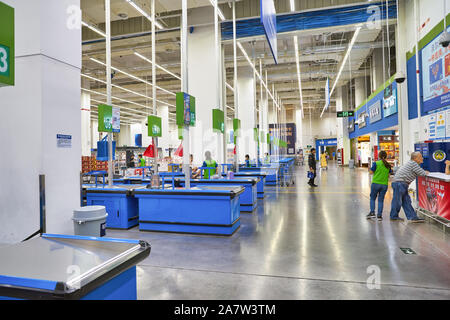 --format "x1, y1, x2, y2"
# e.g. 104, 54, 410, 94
293, 36, 304, 119
82, 73, 175, 108
81, 21, 106, 38
126, 0, 164, 29
89, 57, 176, 97
320, 27, 361, 118
237, 42, 279, 109
225, 82, 234, 92
290, 0, 295, 12
208, 0, 226, 21
134, 52, 181, 80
